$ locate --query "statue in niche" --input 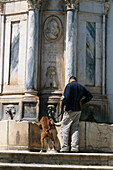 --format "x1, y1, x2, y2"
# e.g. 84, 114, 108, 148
45, 66, 58, 89
45, 19, 60, 40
